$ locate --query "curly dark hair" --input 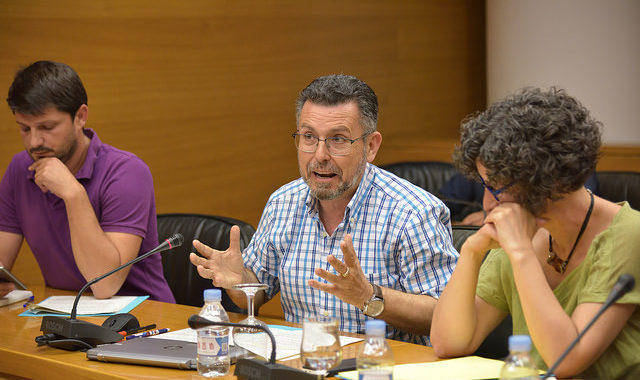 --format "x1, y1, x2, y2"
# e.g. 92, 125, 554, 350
295, 74, 378, 134
453, 87, 602, 215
